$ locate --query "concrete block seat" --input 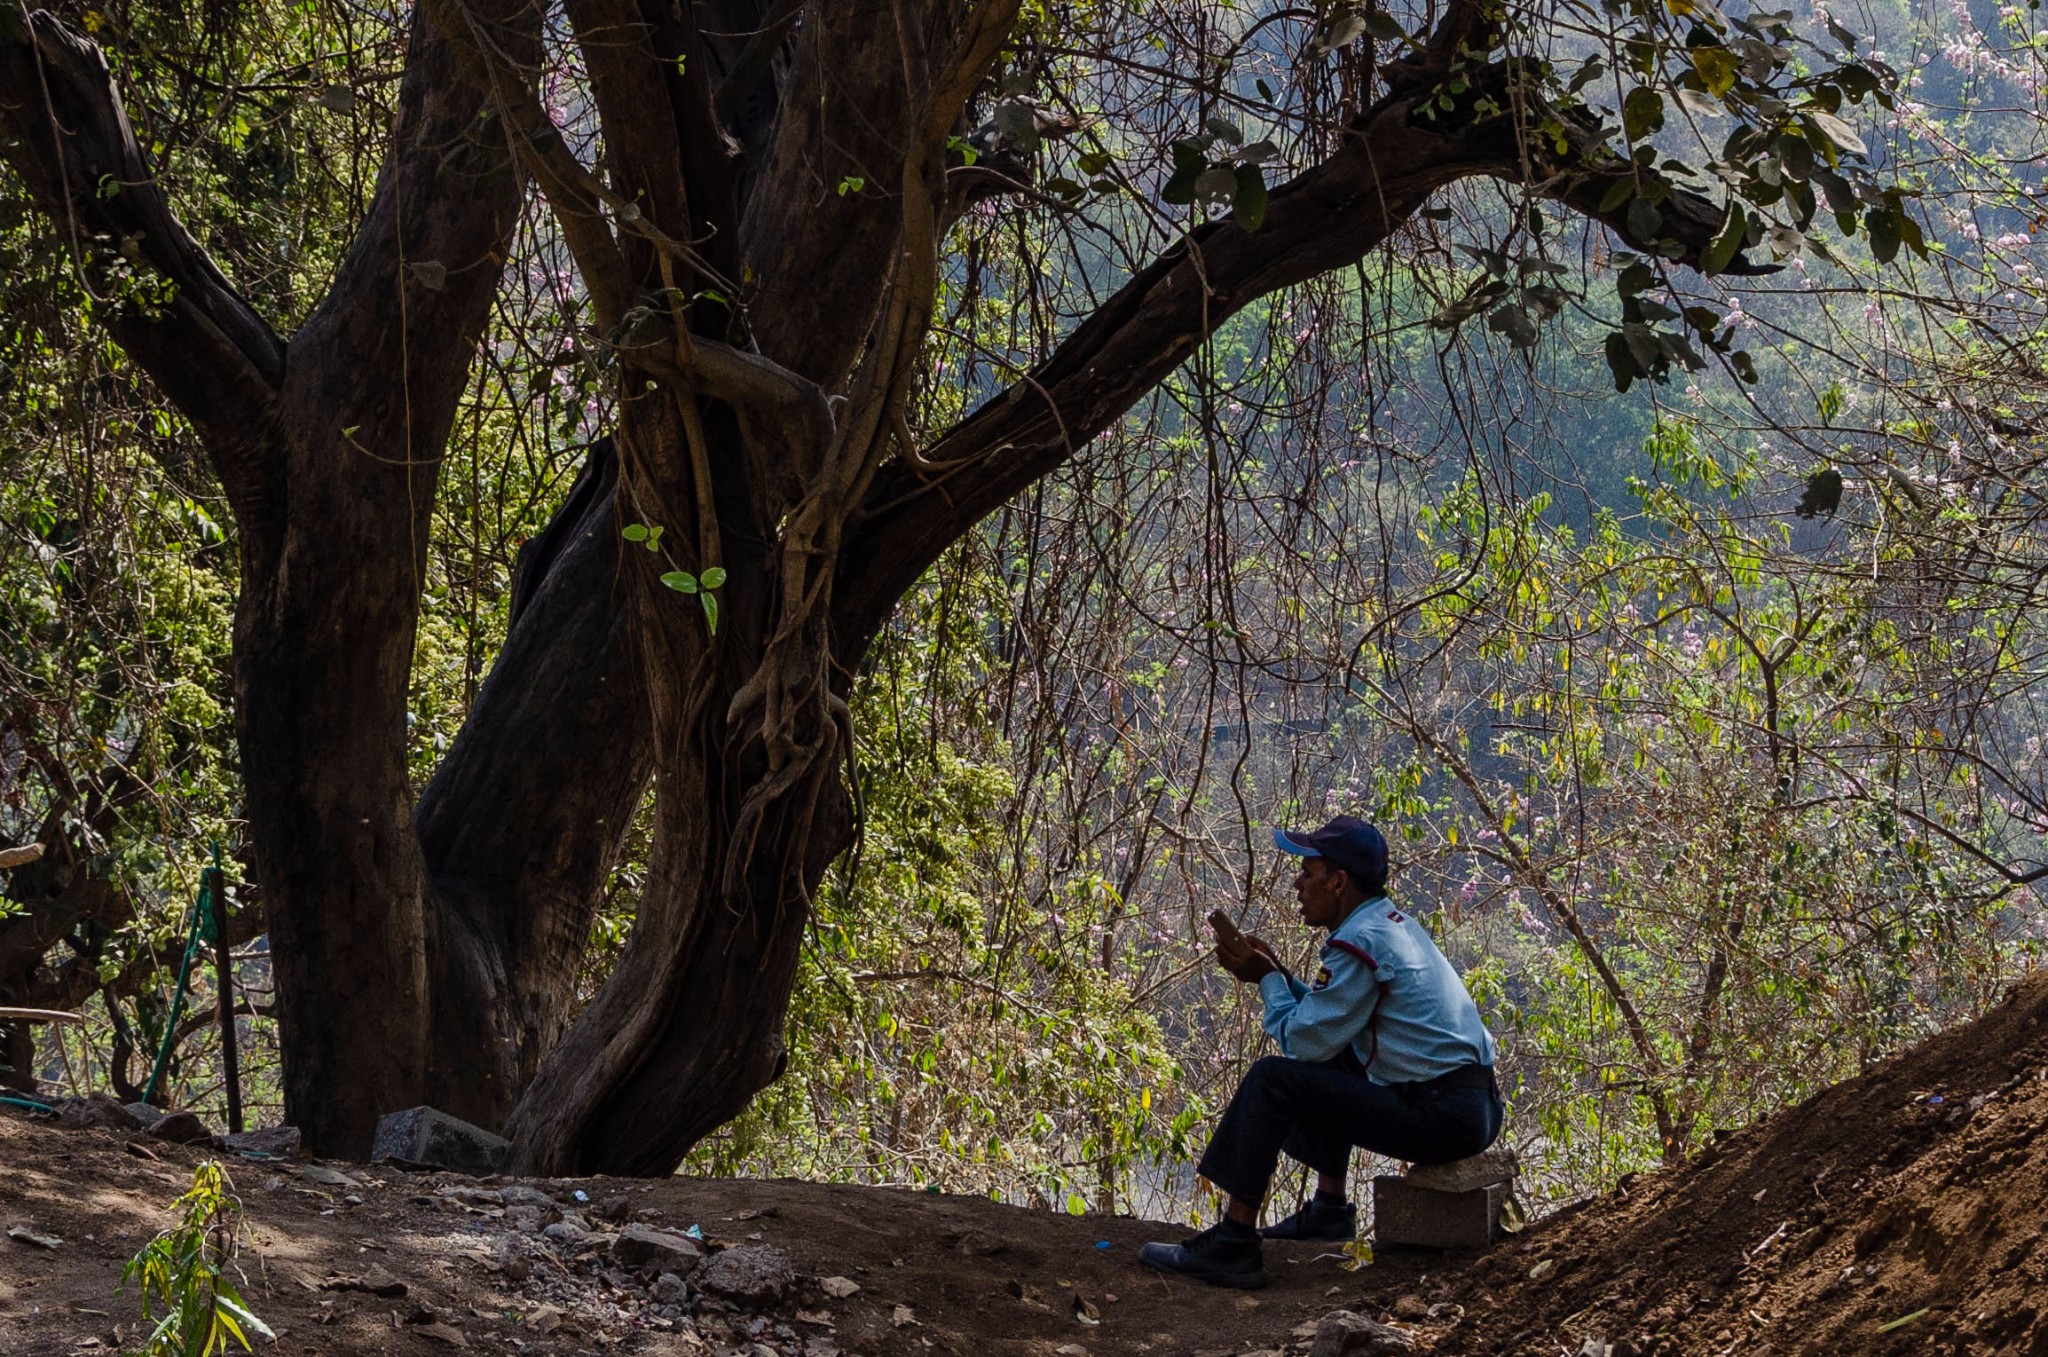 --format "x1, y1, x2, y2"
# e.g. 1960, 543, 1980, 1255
1372, 1147, 1518, 1249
